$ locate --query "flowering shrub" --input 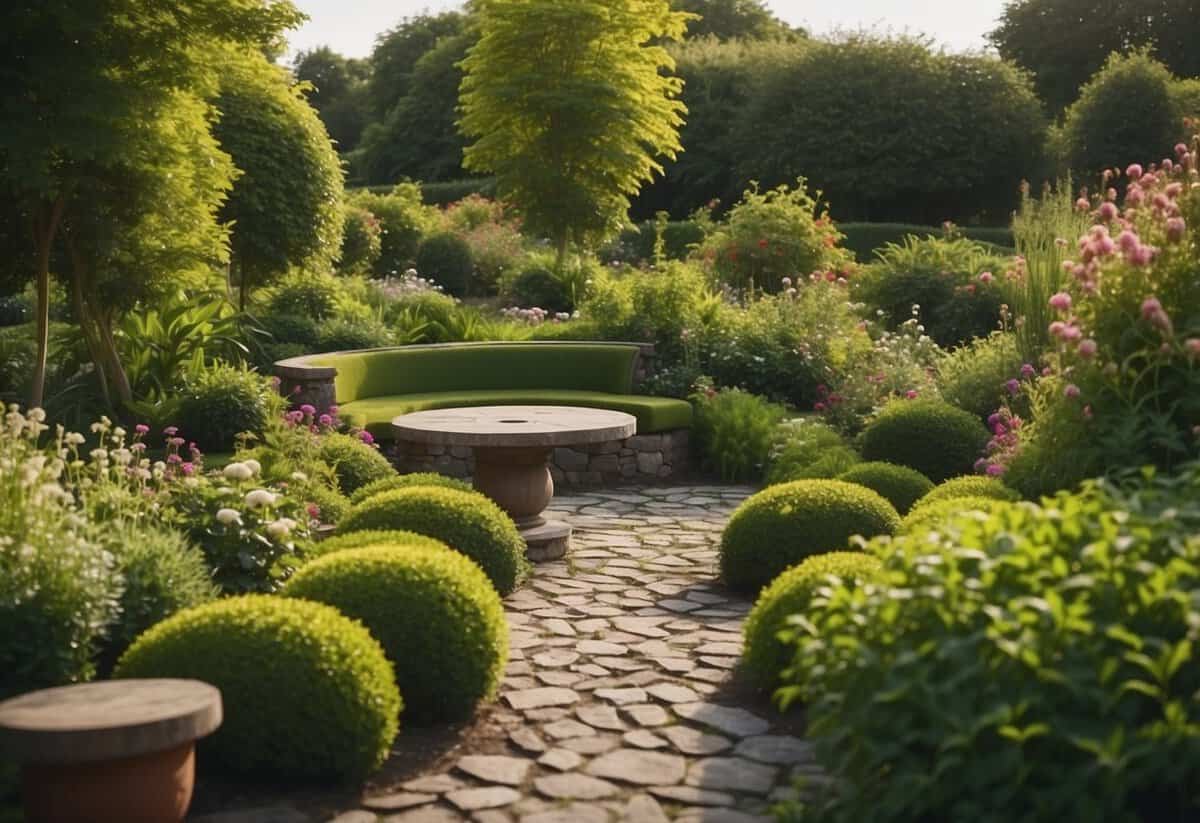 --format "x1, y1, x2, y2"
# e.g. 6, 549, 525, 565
337, 204, 383, 277
765, 418, 860, 485
936, 332, 1026, 420
697, 180, 850, 294
175, 361, 277, 453
1000, 147, 1200, 495
690, 383, 786, 483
